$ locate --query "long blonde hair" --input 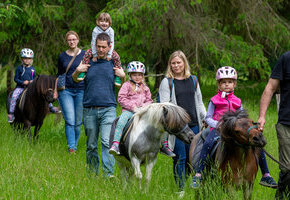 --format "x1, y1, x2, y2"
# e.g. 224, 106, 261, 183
166, 50, 191, 79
